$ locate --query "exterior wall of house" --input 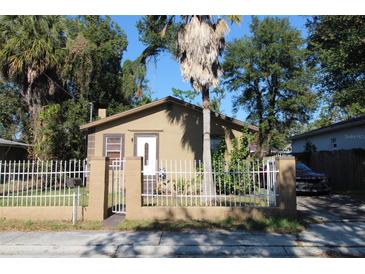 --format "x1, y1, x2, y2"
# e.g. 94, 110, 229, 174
88, 102, 247, 161
292, 124, 365, 153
